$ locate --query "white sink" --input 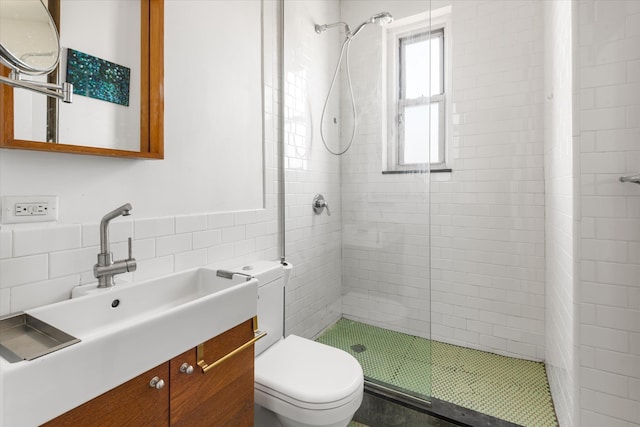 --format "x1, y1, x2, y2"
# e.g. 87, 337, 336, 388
36, 268, 250, 338
0, 267, 258, 427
